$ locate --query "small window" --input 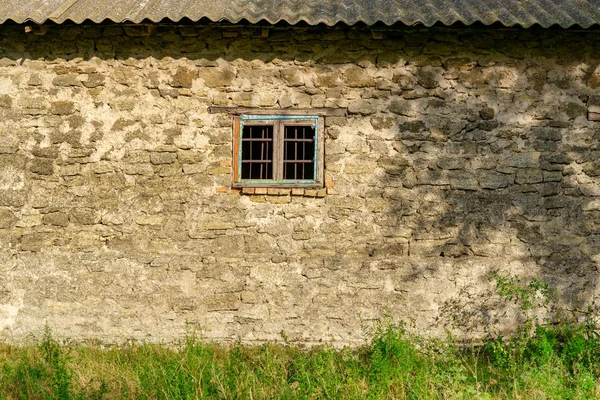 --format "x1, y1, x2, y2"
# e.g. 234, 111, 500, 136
233, 115, 324, 188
